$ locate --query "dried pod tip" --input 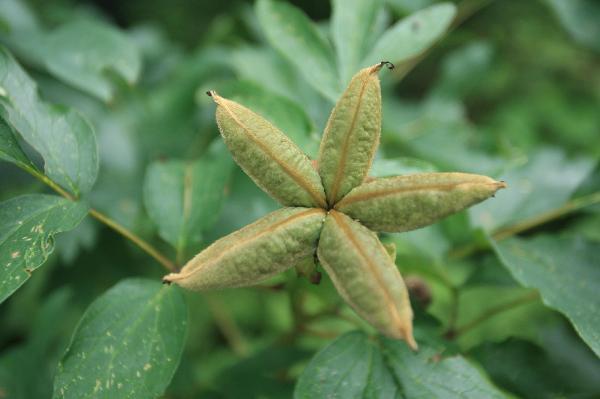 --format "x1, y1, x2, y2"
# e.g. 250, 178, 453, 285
162, 273, 179, 284
406, 332, 418, 351
206, 90, 222, 104
369, 61, 395, 75
380, 61, 395, 70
